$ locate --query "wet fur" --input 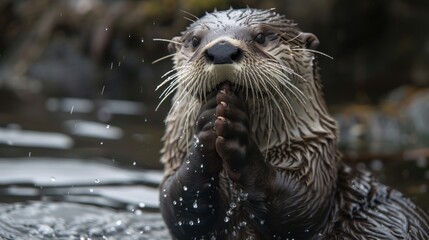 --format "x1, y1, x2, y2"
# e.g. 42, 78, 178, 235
158, 8, 429, 239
